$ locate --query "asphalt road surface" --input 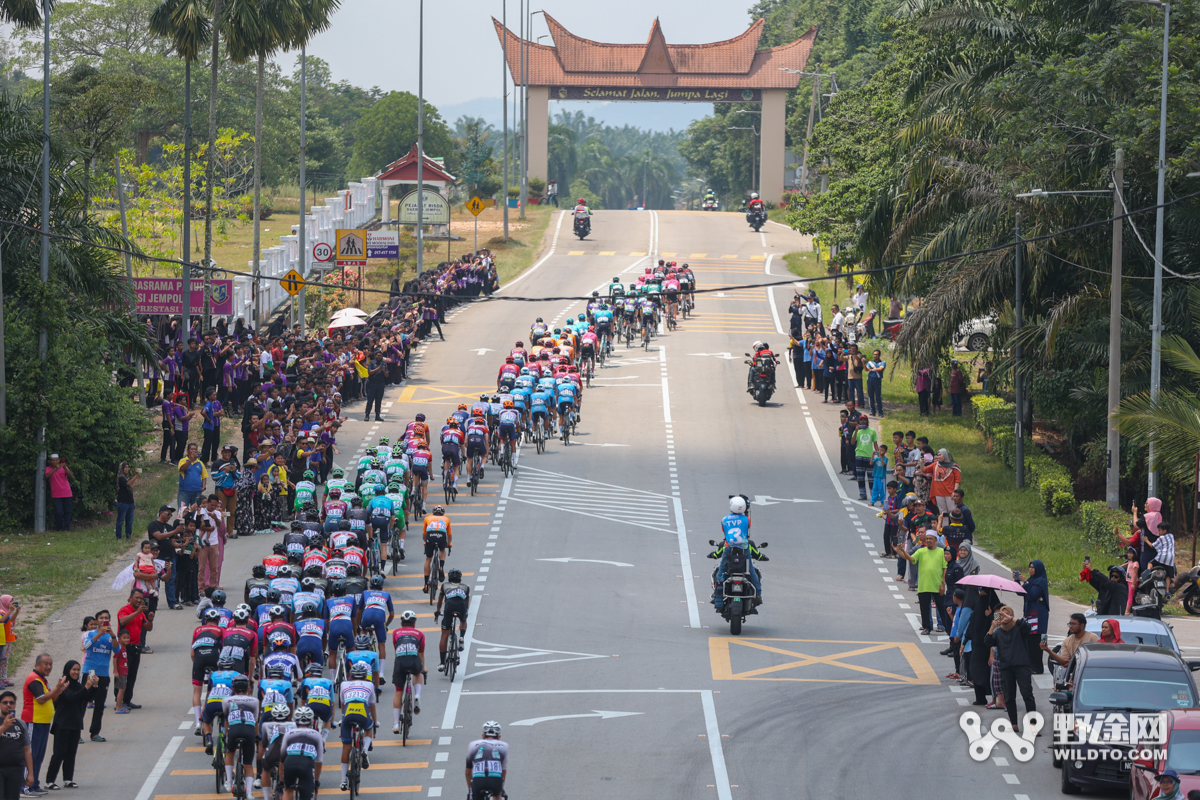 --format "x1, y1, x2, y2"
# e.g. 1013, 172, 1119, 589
60, 209, 1066, 800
